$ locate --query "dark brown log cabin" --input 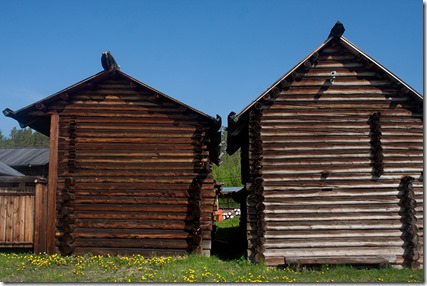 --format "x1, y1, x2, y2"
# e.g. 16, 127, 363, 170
3, 52, 221, 257
226, 22, 423, 268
